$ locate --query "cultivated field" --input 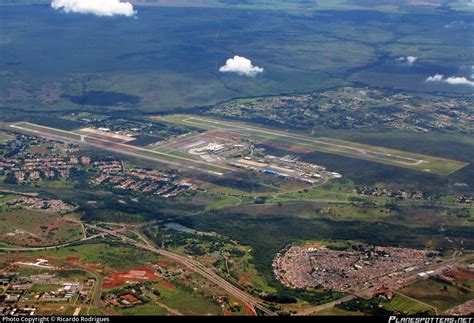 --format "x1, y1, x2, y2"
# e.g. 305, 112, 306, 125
160, 115, 468, 176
